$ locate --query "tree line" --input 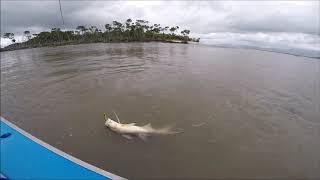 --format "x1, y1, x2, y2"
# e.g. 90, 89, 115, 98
2, 18, 200, 51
